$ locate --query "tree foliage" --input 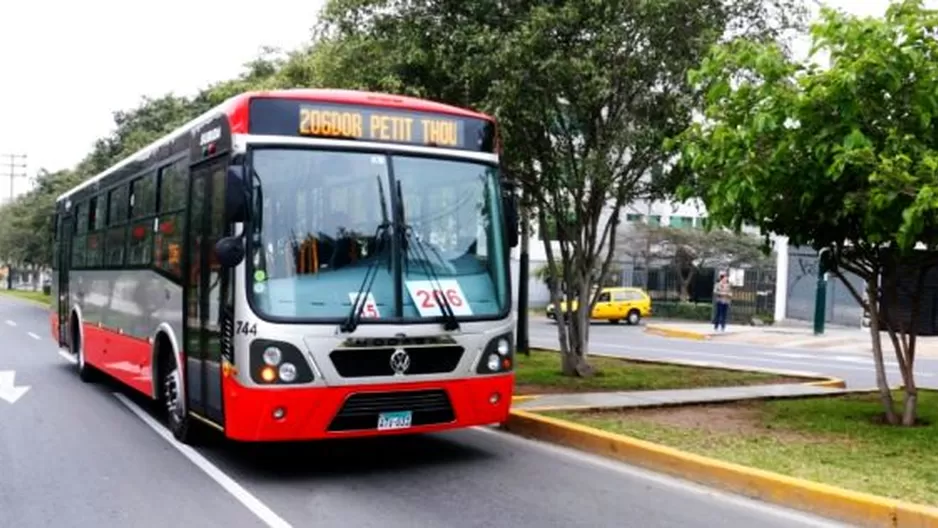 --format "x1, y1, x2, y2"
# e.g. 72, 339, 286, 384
672, 0, 938, 425
317, 0, 808, 375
